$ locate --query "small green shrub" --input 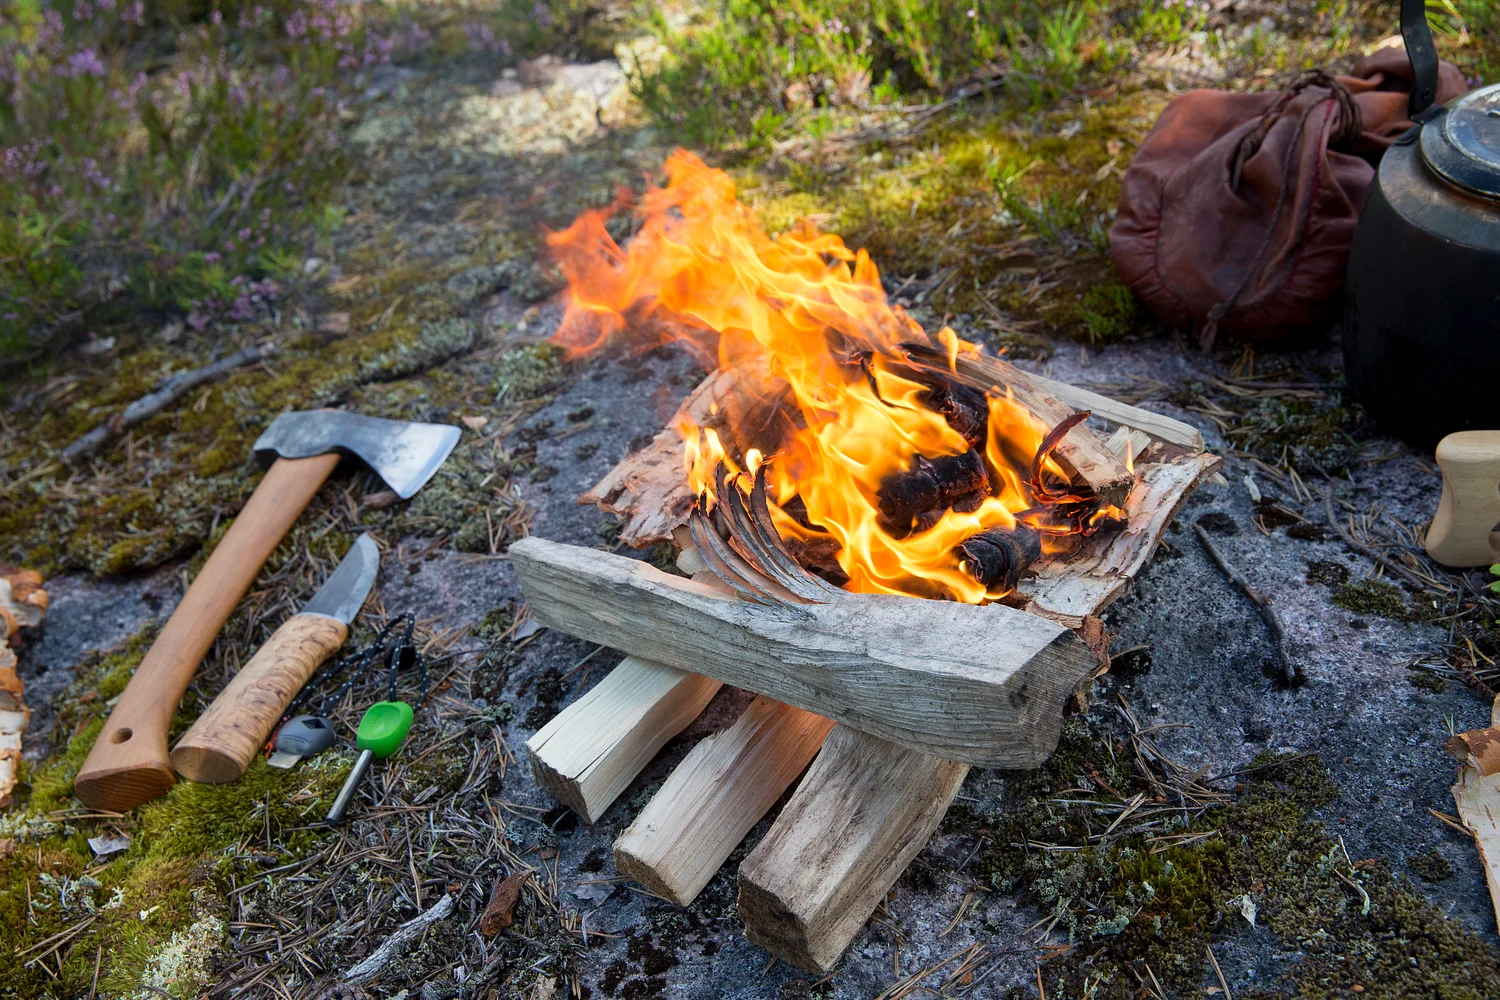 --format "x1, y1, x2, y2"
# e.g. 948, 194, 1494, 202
1431, 0, 1500, 79
631, 1, 1117, 149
